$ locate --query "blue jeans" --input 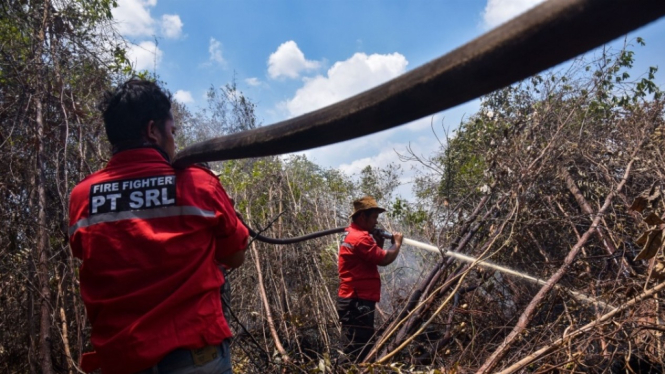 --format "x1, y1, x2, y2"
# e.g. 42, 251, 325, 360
136, 339, 232, 374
